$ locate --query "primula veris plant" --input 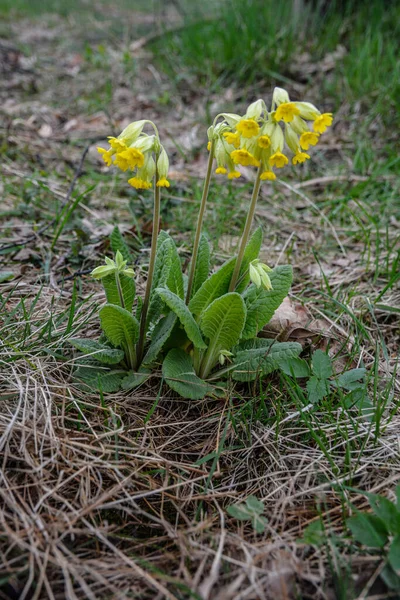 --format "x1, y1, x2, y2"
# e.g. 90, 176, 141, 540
71, 89, 333, 398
